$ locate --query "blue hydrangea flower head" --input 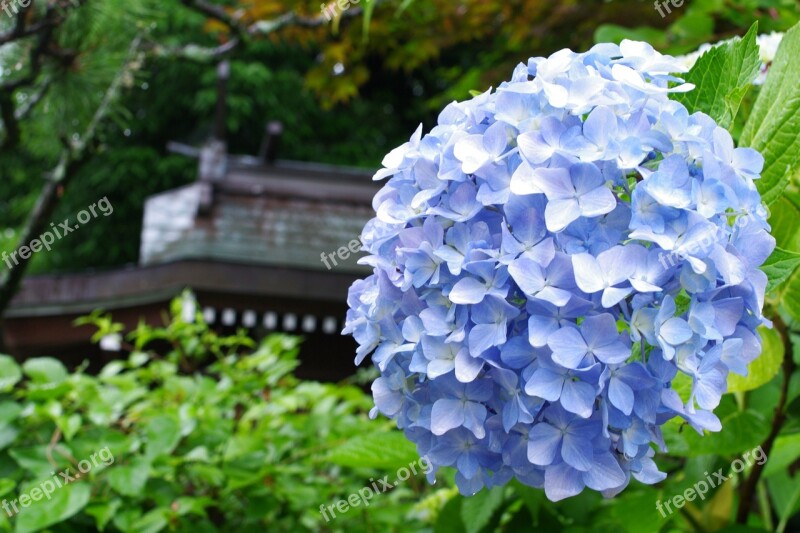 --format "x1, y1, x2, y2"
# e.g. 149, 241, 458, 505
344, 40, 774, 501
